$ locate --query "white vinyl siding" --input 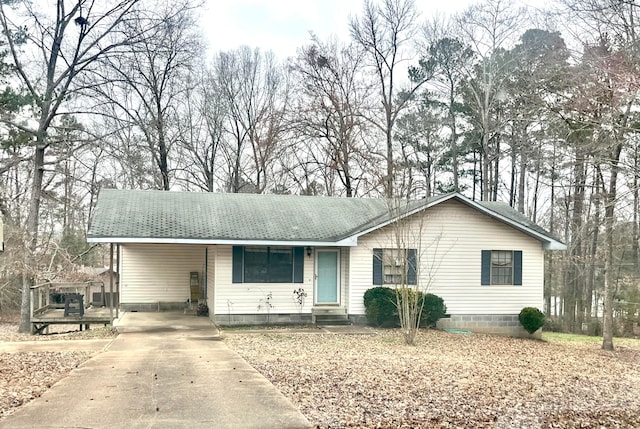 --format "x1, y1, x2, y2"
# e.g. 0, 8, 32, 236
349, 199, 544, 315
214, 245, 314, 315
341, 248, 349, 307
120, 244, 207, 304
206, 247, 215, 312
